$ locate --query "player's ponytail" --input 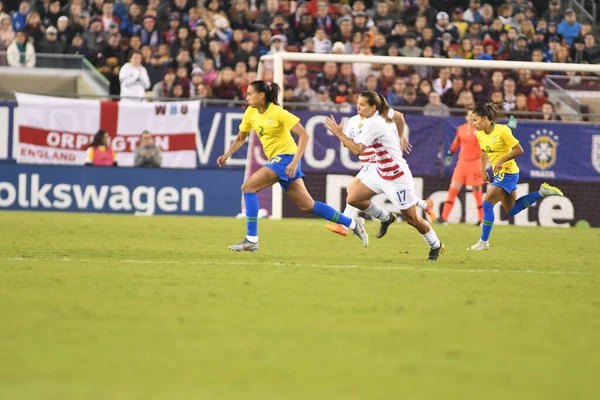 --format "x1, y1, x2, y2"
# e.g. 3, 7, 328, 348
250, 80, 280, 106
474, 103, 501, 122
377, 93, 393, 123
